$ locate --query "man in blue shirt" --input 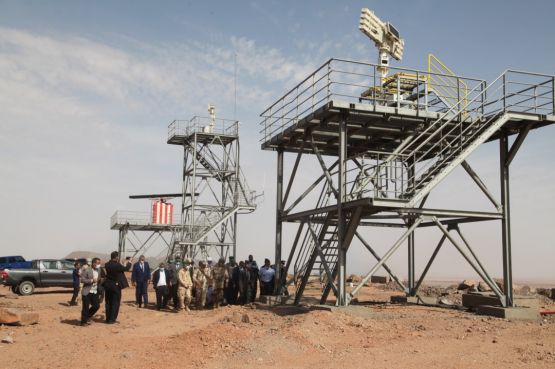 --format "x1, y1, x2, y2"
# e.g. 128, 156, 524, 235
131, 255, 151, 308
258, 258, 275, 296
